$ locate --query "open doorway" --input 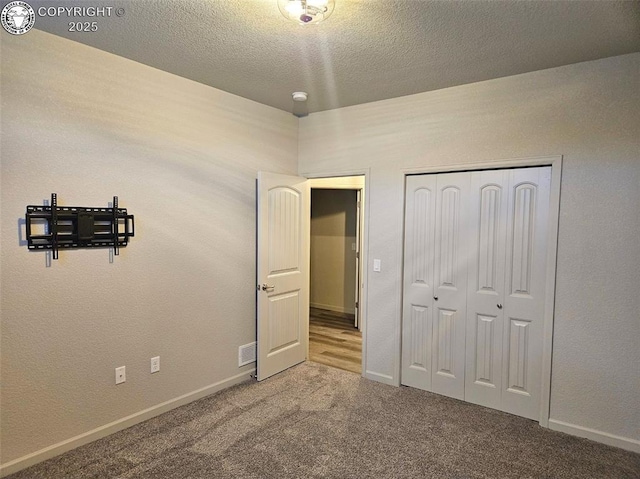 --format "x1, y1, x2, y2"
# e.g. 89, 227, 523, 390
308, 176, 364, 374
